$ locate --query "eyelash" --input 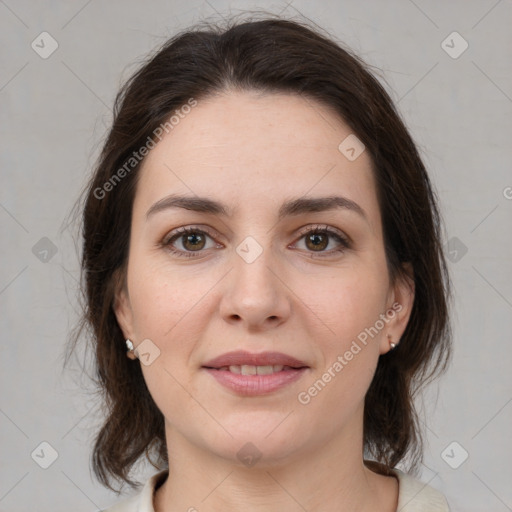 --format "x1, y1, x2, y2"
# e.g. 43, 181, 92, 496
161, 225, 350, 259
